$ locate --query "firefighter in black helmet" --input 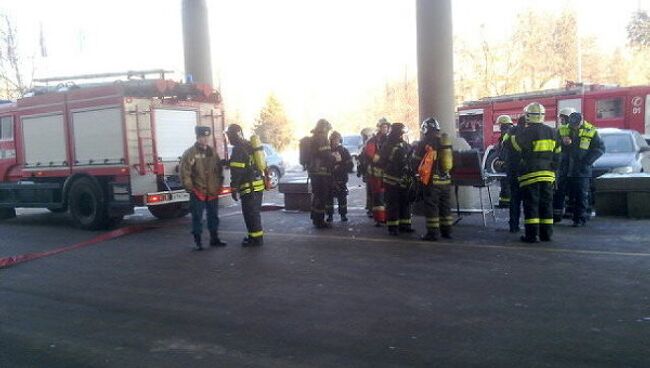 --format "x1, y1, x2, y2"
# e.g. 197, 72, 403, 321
226, 124, 265, 246
512, 103, 561, 243
495, 115, 515, 208
412, 117, 454, 241
309, 119, 335, 228
377, 123, 414, 236
327, 130, 353, 223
